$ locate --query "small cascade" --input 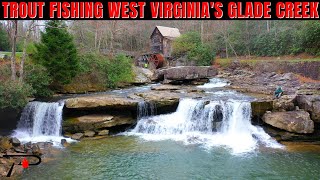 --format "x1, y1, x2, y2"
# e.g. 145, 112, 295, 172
129, 99, 283, 154
137, 101, 157, 120
12, 101, 71, 146
197, 78, 230, 88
